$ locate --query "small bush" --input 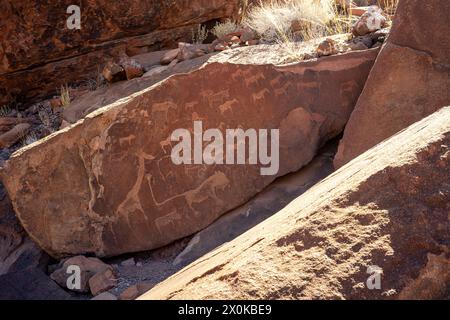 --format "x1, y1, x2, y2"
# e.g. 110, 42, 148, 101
59, 84, 71, 107
211, 20, 240, 39
192, 25, 209, 44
